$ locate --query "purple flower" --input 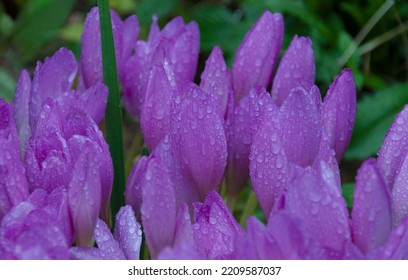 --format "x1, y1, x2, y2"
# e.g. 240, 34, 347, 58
70, 205, 142, 260
122, 16, 199, 120
232, 11, 284, 101
0, 99, 29, 221
80, 7, 139, 89
0, 188, 71, 259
